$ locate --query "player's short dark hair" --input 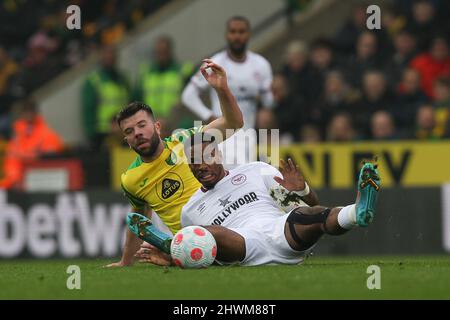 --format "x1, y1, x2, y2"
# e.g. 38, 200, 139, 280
226, 15, 251, 30
116, 101, 154, 126
183, 132, 218, 160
